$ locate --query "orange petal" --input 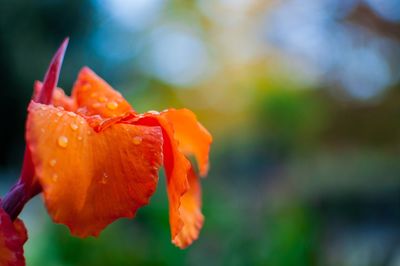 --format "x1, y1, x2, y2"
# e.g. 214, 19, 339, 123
72, 67, 135, 118
132, 113, 191, 246
172, 166, 204, 248
26, 102, 163, 237
0, 206, 27, 266
34, 81, 76, 111
161, 109, 212, 176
